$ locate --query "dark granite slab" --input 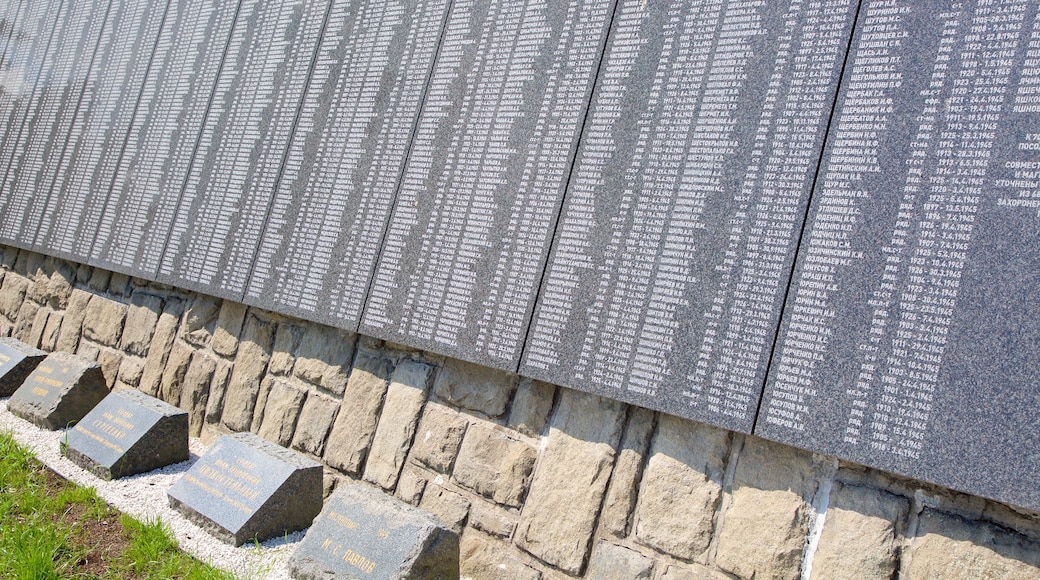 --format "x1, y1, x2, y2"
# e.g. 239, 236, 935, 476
0, 337, 47, 397
7, 351, 109, 430
757, 0, 1040, 512
167, 432, 322, 546
359, 0, 618, 370
520, 0, 860, 433
289, 483, 459, 580
64, 389, 188, 480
